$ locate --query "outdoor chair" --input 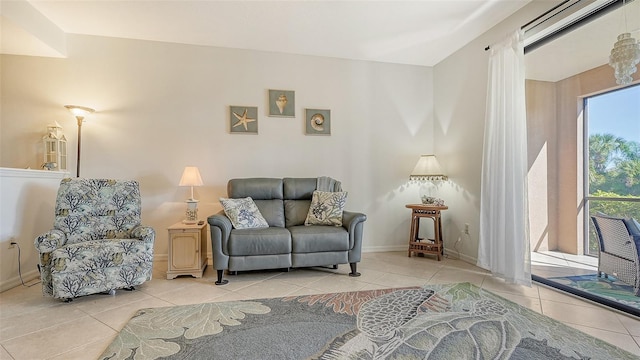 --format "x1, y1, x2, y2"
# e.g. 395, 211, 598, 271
591, 214, 640, 296
34, 178, 155, 301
